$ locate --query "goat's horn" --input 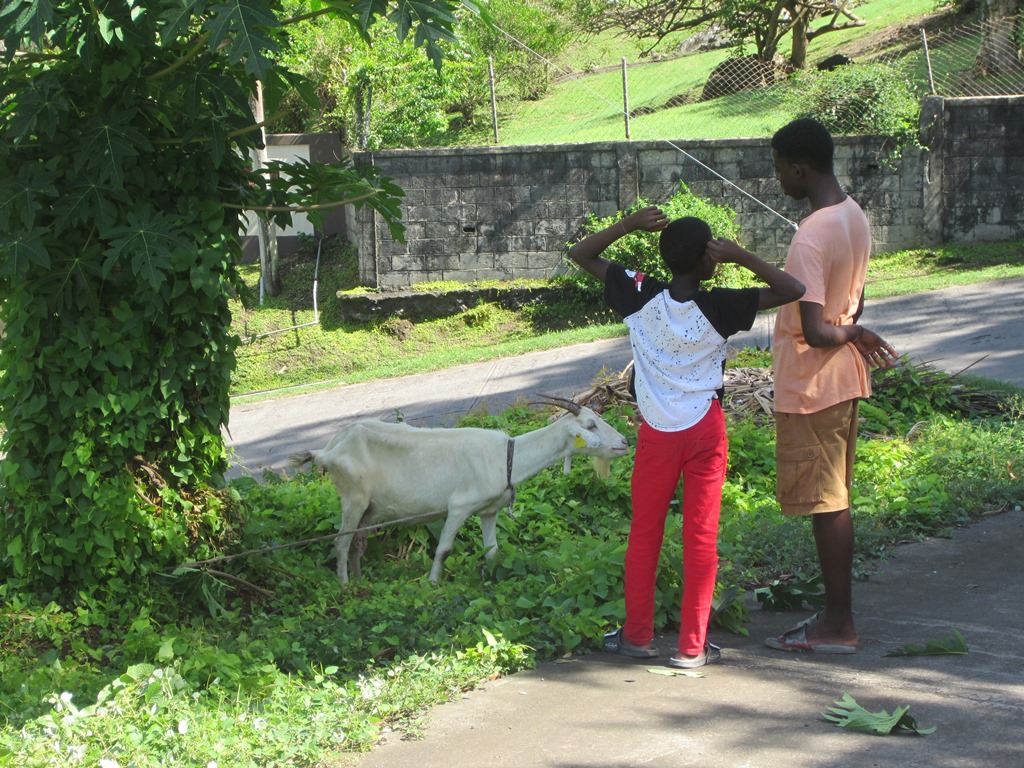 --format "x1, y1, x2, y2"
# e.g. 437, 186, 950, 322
533, 393, 581, 416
